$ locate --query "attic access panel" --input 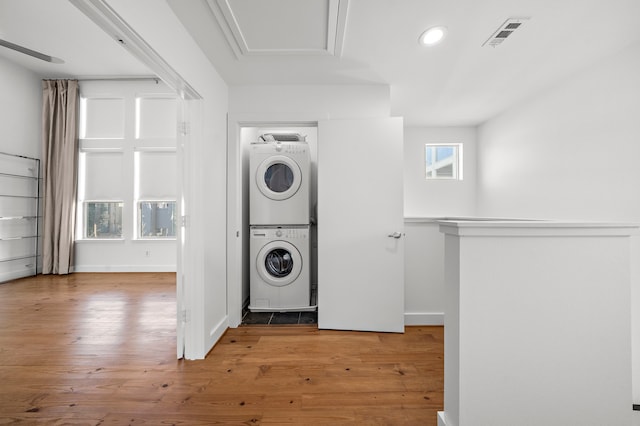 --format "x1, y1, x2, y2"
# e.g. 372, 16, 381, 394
208, 0, 349, 57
